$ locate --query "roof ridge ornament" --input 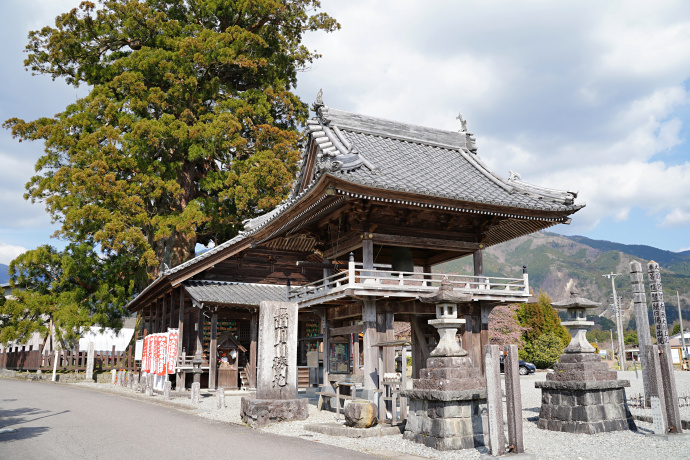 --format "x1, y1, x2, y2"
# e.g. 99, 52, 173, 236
508, 171, 522, 182
456, 112, 477, 154
311, 88, 331, 124
456, 113, 468, 132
